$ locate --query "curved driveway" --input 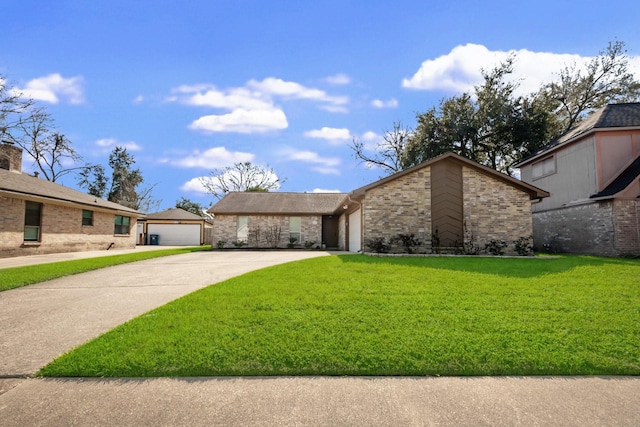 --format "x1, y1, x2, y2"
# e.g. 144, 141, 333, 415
0, 250, 331, 376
